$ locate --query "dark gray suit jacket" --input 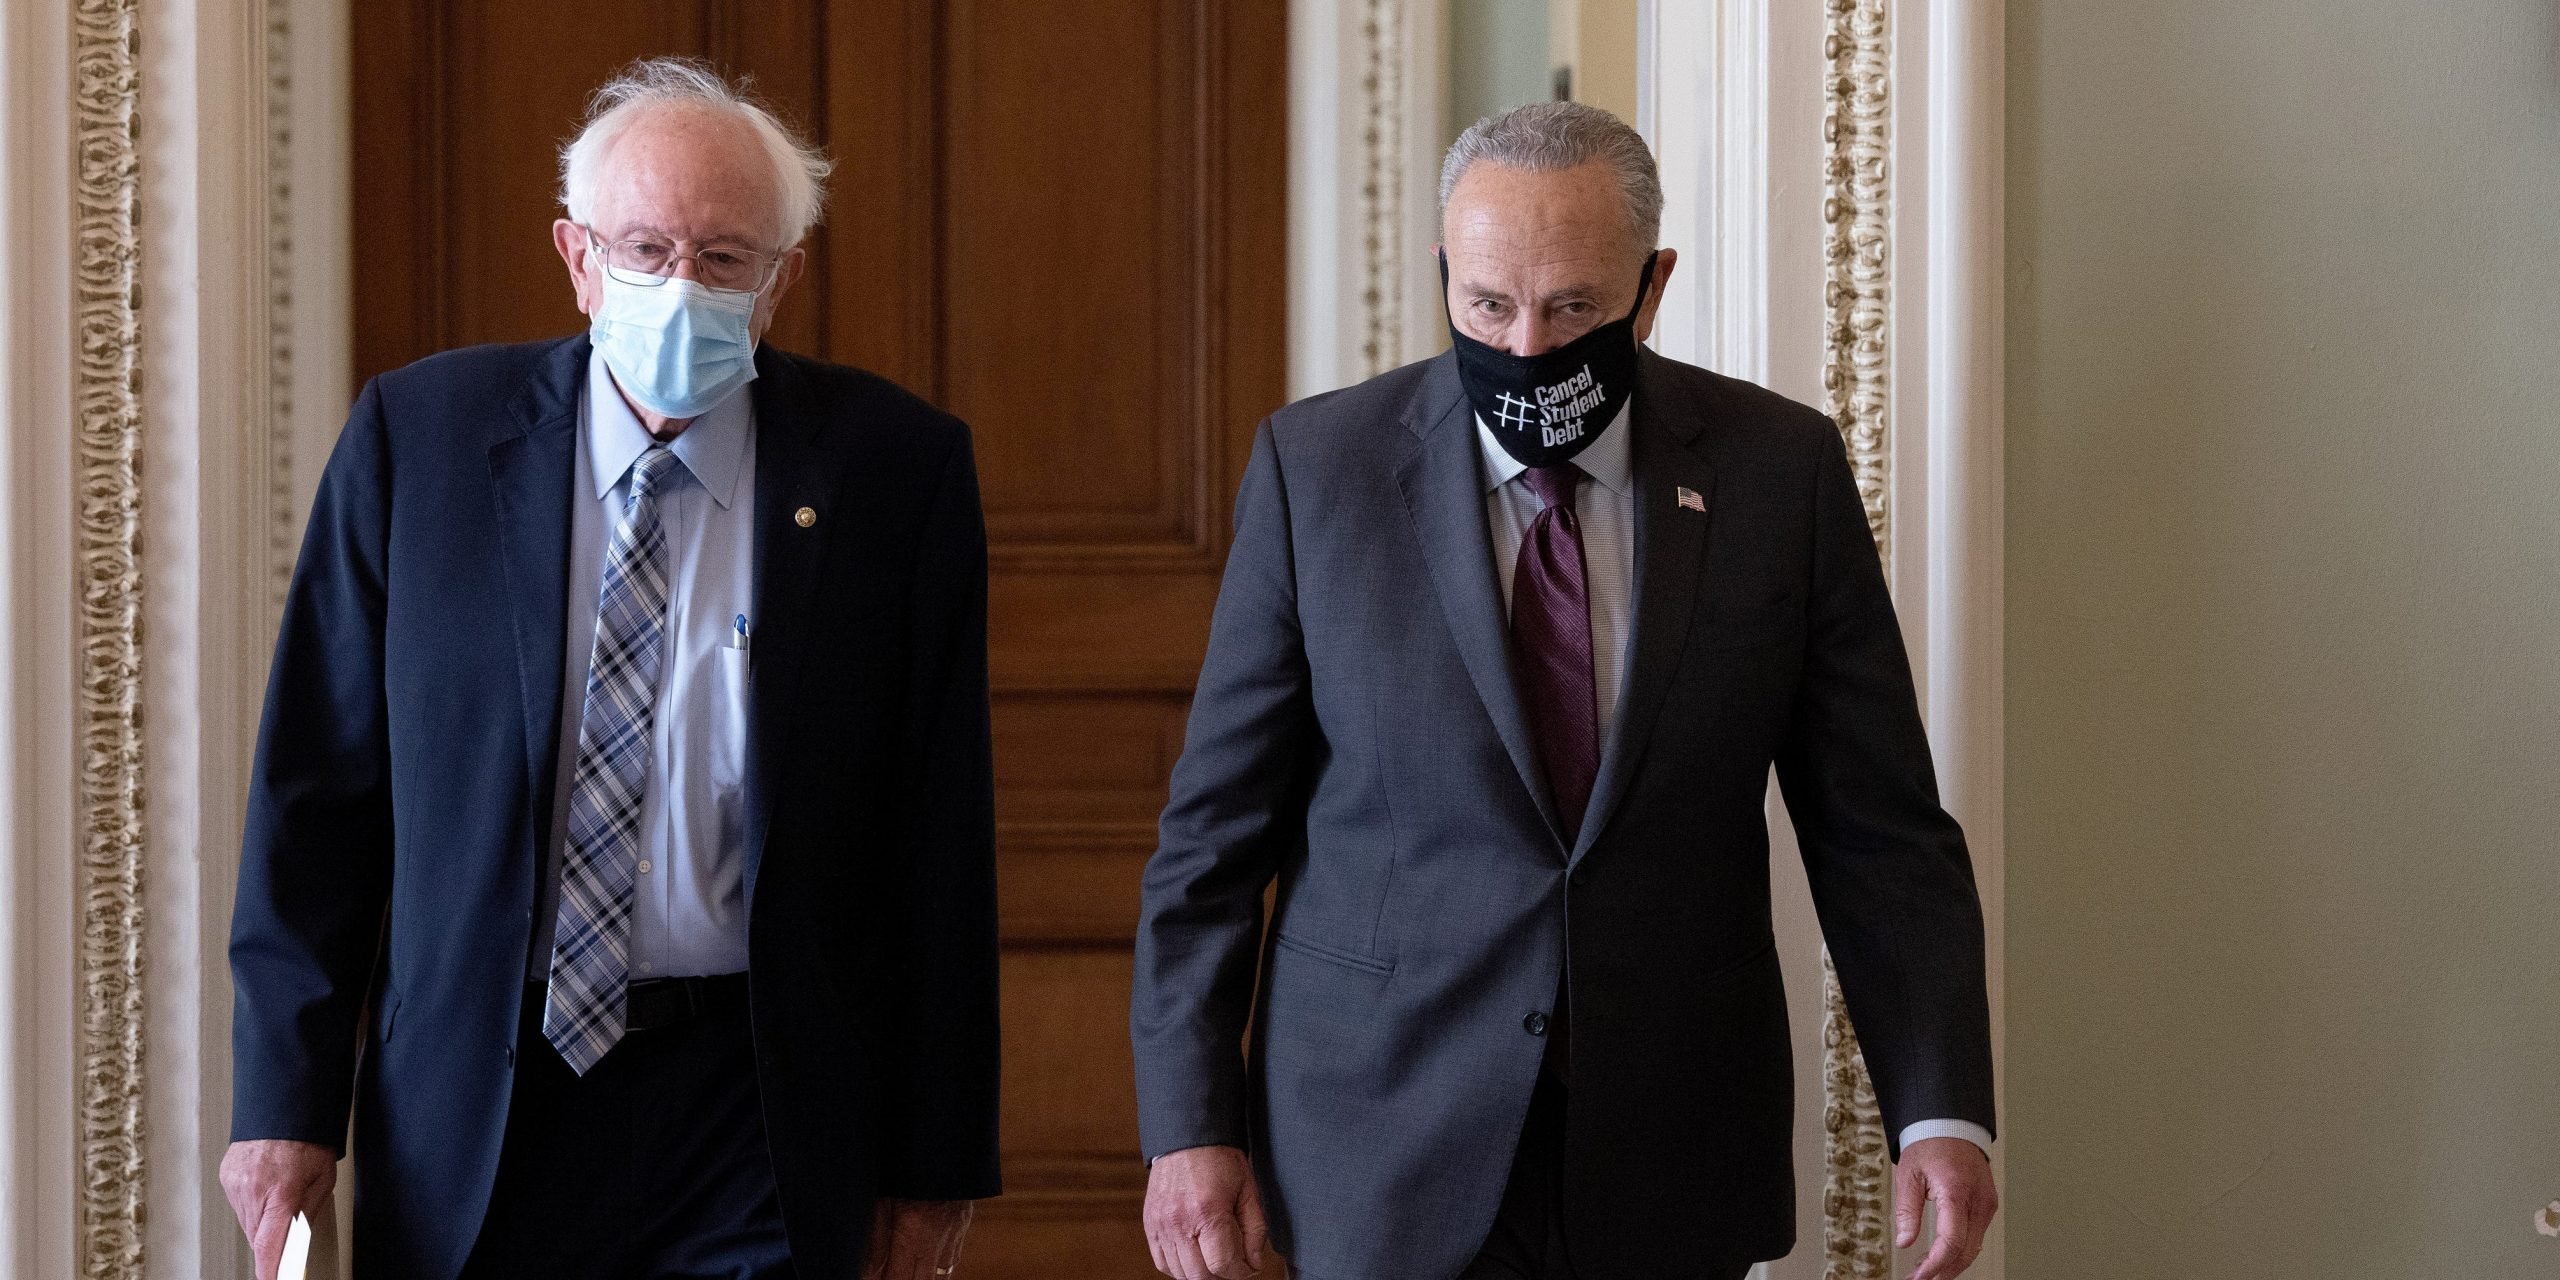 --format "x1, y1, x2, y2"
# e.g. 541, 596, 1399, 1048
1130, 349, 1993, 1280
